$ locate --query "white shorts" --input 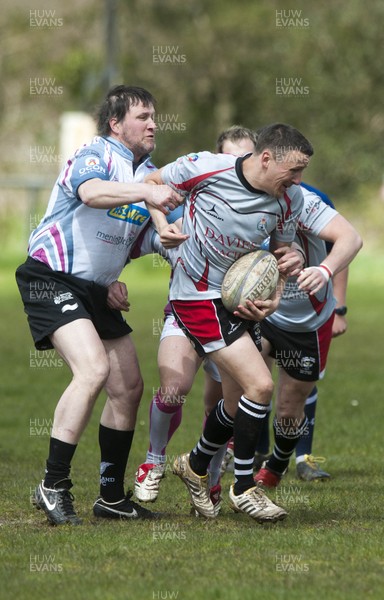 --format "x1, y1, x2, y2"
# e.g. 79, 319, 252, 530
161, 311, 222, 382
160, 312, 187, 342
203, 359, 221, 382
